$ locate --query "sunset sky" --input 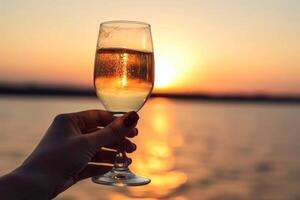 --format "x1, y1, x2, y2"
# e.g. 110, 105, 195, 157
1, 0, 299, 94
